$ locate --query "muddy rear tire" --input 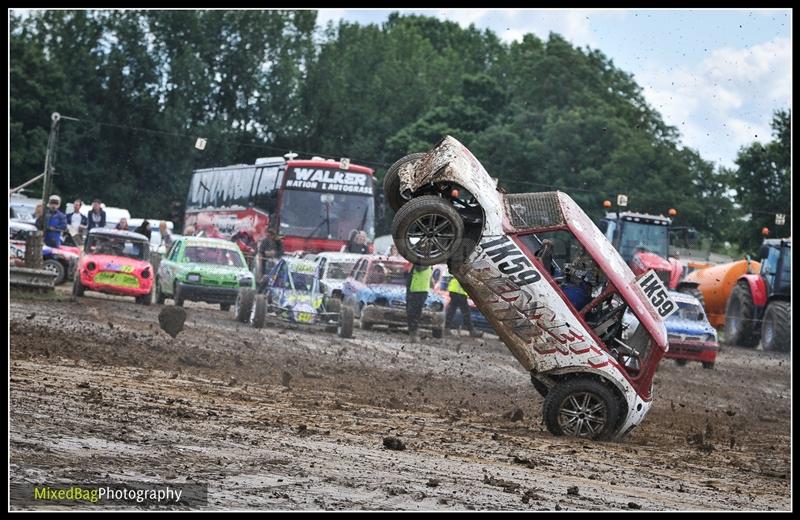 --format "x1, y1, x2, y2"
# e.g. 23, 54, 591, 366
174, 283, 185, 307
432, 326, 444, 338
702, 361, 715, 369
761, 300, 790, 352
135, 289, 152, 306
392, 195, 464, 266
723, 282, 758, 348
543, 378, 622, 441
384, 153, 425, 213
338, 305, 354, 338
251, 294, 268, 329
155, 279, 166, 305
72, 276, 85, 297
235, 288, 256, 322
